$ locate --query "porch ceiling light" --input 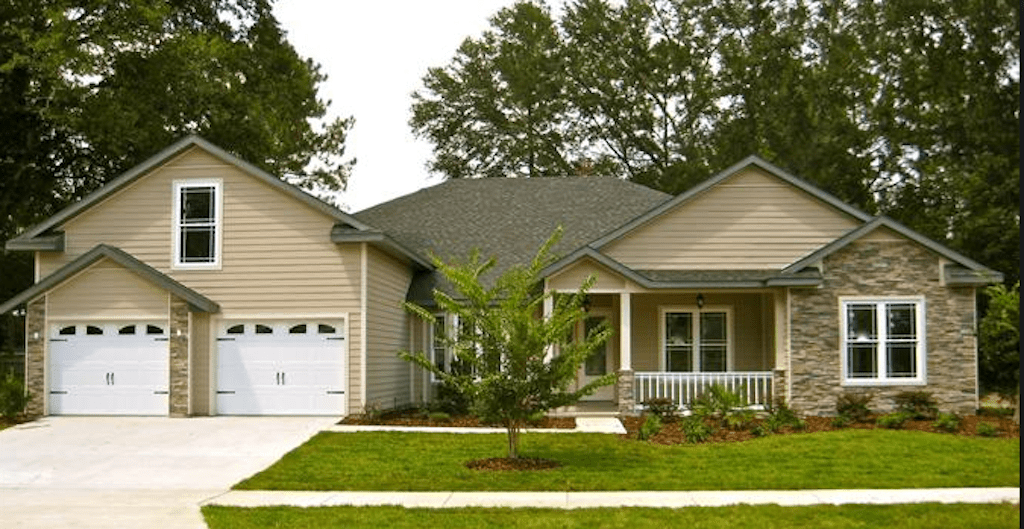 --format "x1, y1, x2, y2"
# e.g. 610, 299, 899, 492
697, 293, 705, 309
